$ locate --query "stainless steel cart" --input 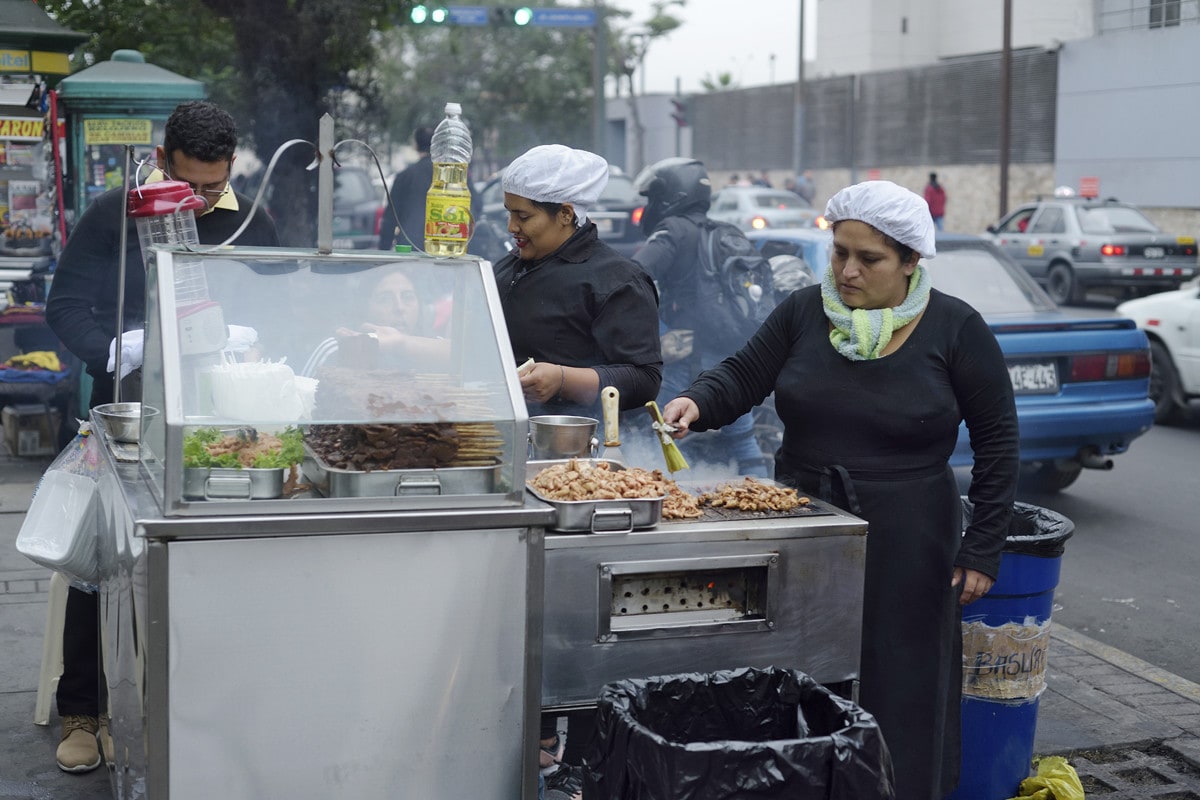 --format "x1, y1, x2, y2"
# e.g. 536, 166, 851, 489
541, 501, 868, 711
95, 247, 551, 800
